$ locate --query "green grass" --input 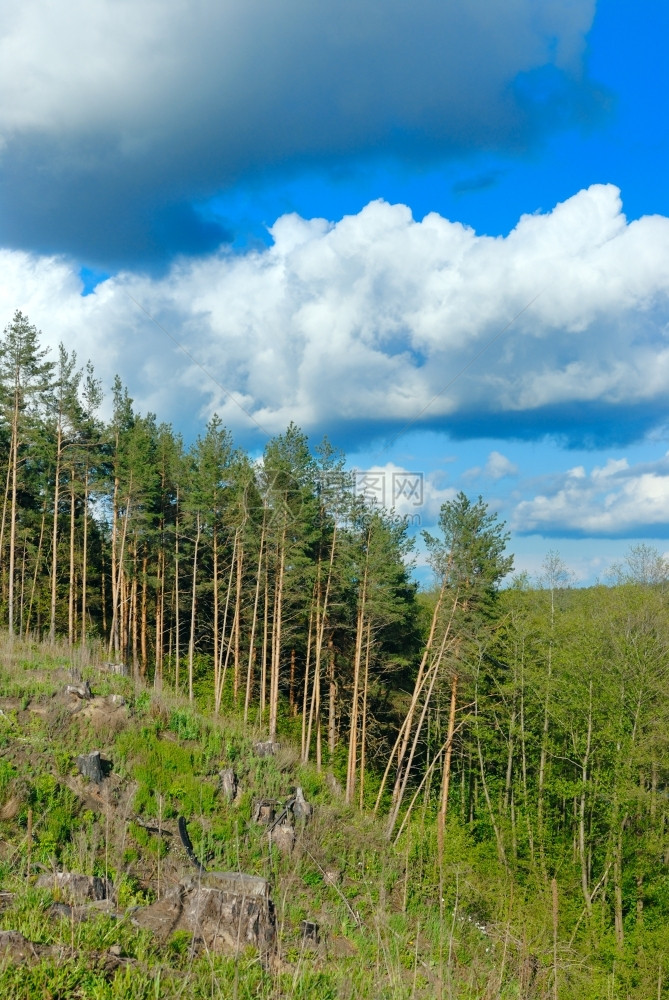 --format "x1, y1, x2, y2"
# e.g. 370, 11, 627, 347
1, 632, 666, 998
